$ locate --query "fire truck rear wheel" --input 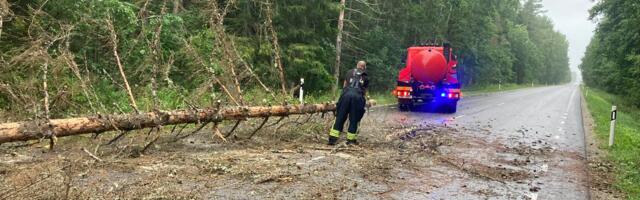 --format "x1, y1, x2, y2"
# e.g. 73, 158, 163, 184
399, 104, 412, 112
443, 102, 457, 113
